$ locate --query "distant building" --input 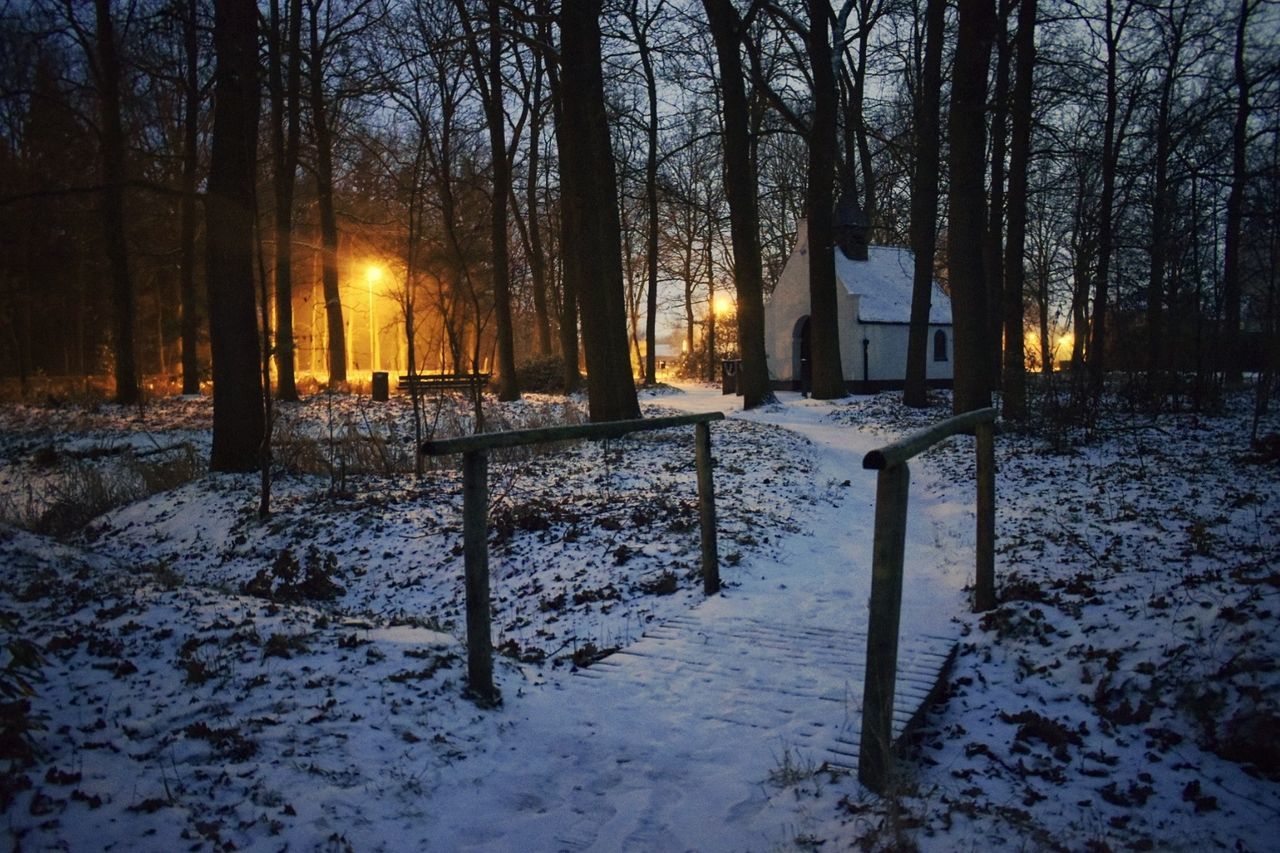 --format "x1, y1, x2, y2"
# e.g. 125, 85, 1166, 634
763, 200, 954, 393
